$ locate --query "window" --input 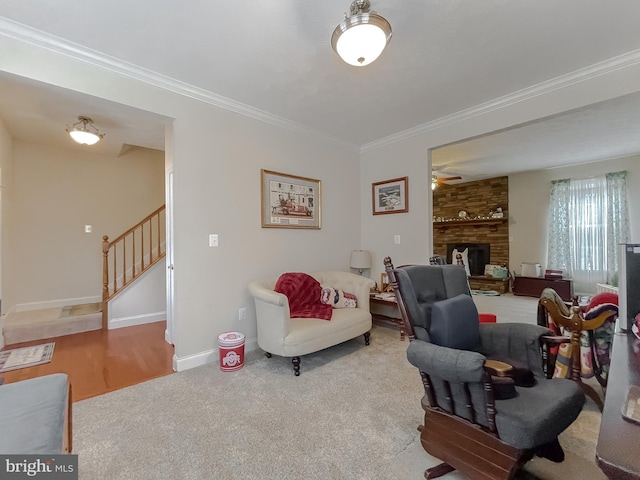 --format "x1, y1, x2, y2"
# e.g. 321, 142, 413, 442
547, 171, 629, 288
